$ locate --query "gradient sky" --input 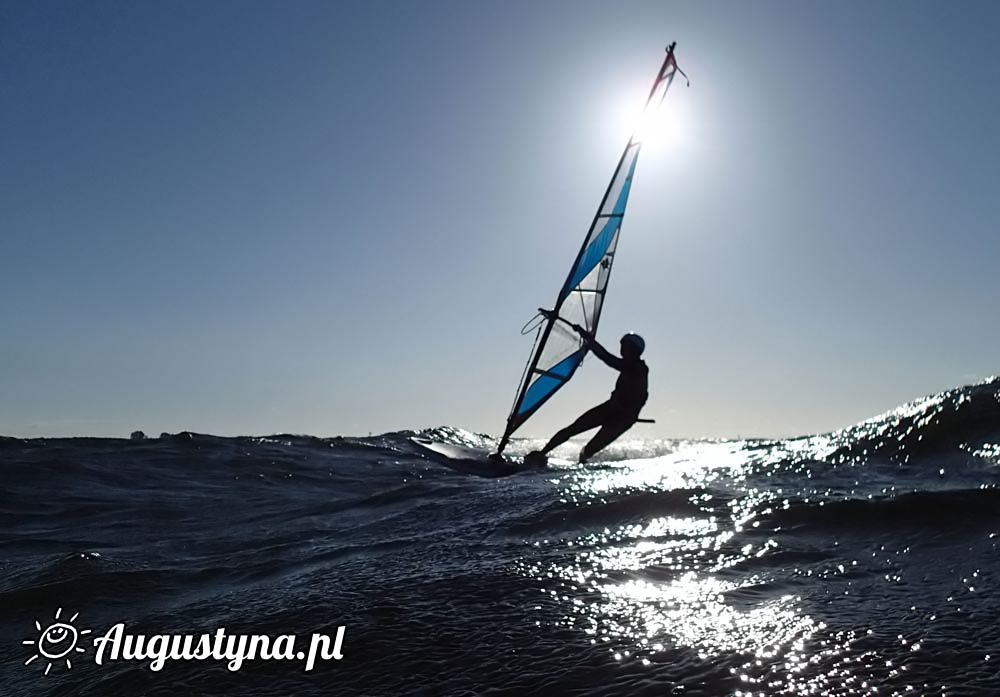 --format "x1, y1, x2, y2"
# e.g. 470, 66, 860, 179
2, 1, 999, 439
